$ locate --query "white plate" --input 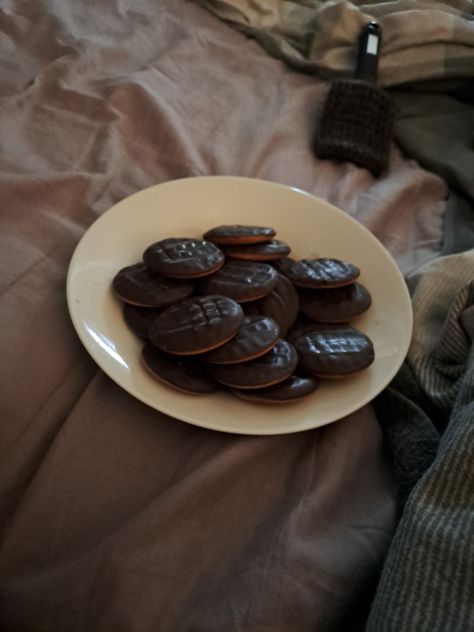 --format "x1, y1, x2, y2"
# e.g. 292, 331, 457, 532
67, 176, 412, 435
